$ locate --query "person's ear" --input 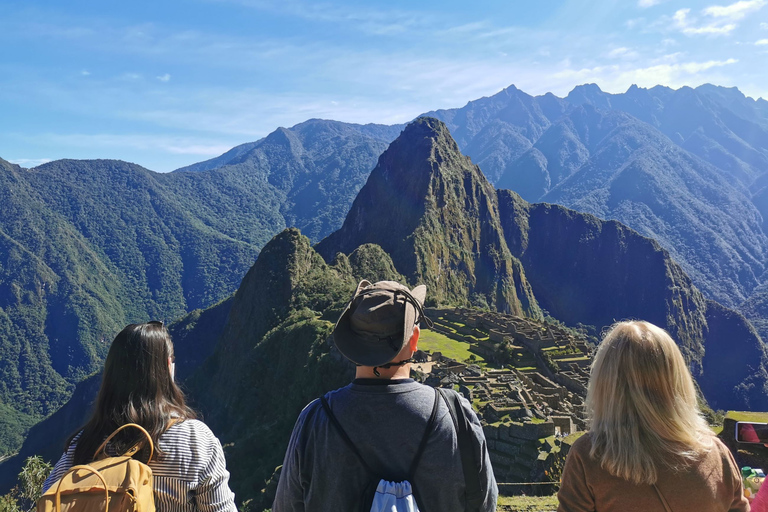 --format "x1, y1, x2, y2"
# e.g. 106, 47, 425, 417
409, 325, 420, 352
